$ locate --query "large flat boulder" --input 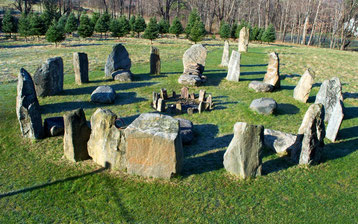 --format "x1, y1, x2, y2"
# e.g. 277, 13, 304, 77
314, 77, 343, 122
33, 57, 64, 97
224, 122, 263, 179
91, 86, 116, 104
293, 69, 315, 103
226, 50, 241, 82
124, 113, 183, 179
63, 109, 91, 162
16, 68, 43, 139
183, 44, 207, 75
248, 81, 274, 92
105, 44, 132, 78
112, 70, 132, 82
87, 109, 127, 170
264, 129, 299, 155
263, 52, 280, 89
250, 98, 277, 115
178, 74, 205, 86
